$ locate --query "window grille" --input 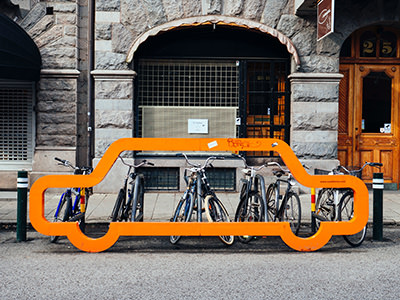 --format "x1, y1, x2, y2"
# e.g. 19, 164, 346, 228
0, 82, 34, 168
206, 167, 236, 191
137, 59, 239, 139
137, 167, 179, 191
